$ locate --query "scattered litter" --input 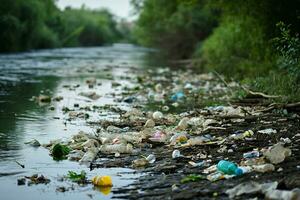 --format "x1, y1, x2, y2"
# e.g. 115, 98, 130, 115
207, 172, 225, 182
146, 154, 156, 163
79, 147, 99, 163
226, 181, 278, 199
149, 130, 167, 143
172, 150, 182, 159
258, 128, 277, 135
252, 164, 275, 173
176, 117, 189, 130
132, 158, 149, 168
99, 143, 133, 154
36, 95, 51, 103
92, 176, 113, 187
25, 174, 50, 185
17, 178, 26, 185
24, 139, 41, 147
152, 111, 163, 120
171, 92, 185, 101
264, 143, 291, 164
265, 188, 300, 200
217, 160, 243, 176
188, 161, 206, 168
144, 119, 155, 128
243, 150, 260, 159
79, 91, 100, 100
